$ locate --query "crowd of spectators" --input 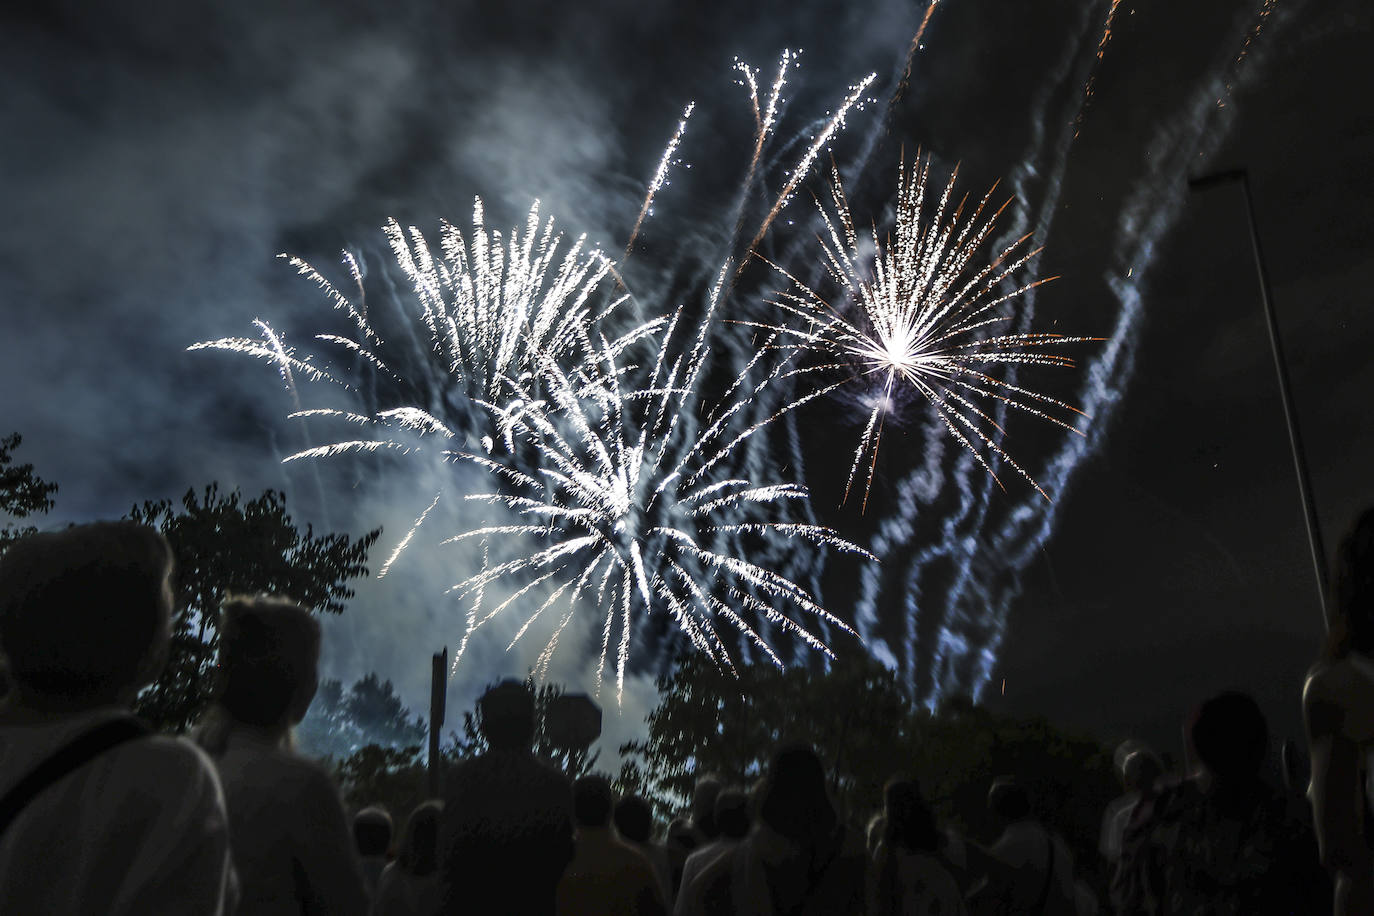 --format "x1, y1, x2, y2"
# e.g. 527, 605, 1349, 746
0, 512, 1371, 913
